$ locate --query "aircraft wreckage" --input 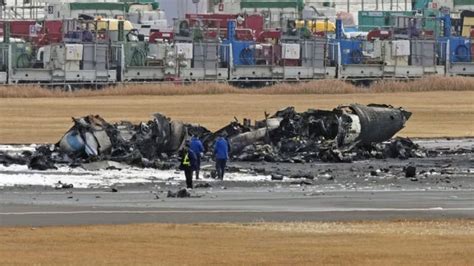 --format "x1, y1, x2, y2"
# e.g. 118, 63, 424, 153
0, 104, 419, 170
